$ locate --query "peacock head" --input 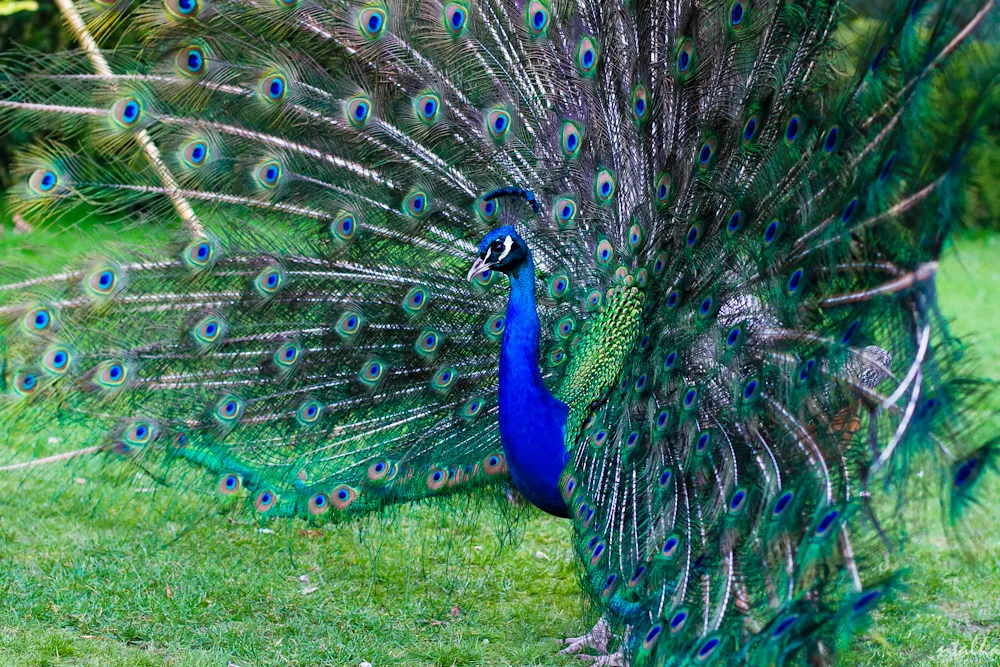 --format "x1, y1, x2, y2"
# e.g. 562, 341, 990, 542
467, 225, 529, 281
